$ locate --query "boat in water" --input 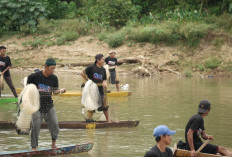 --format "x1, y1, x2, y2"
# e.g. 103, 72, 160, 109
0, 142, 93, 157
16, 88, 132, 97
0, 120, 139, 129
